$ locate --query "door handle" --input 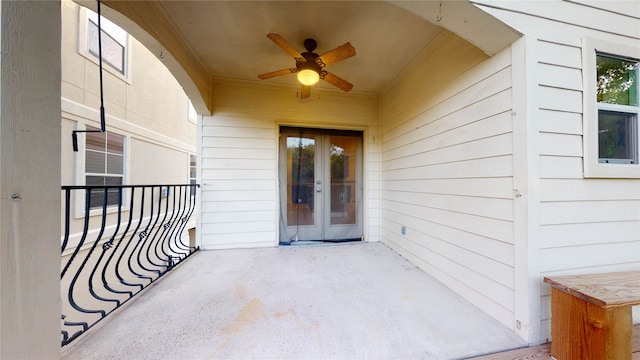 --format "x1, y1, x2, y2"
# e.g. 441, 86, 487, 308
316, 188, 322, 193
